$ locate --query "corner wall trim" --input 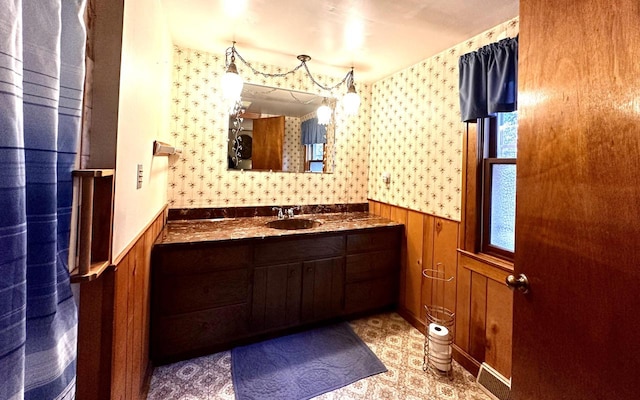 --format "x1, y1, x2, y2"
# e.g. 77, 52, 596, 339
112, 204, 167, 265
